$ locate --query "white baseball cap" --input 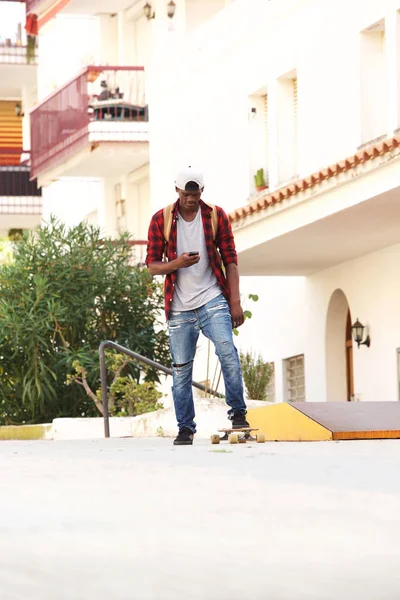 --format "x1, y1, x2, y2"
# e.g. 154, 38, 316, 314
175, 166, 204, 191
